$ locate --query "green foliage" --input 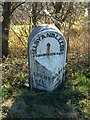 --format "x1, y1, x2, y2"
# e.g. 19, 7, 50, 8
2, 2, 89, 119
2, 82, 13, 99
83, 69, 90, 79
2, 56, 28, 100
2, 57, 89, 119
